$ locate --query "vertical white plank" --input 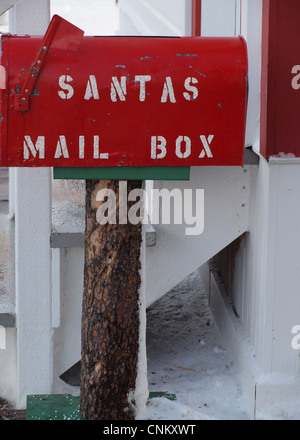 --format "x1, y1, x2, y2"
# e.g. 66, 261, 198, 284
185, 0, 192, 36
0, 325, 6, 350
10, 0, 50, 34
240, 0, 262, 152
201, 0, 237, 36
239, 0, 267, 370
134, 226, 148, 418
15, 168, 52, 408
12, 0, 52, 409
51, 249, 60, 329
269, 164, 300, 374
235, 0, 241, 35
8, 168, 15, 219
